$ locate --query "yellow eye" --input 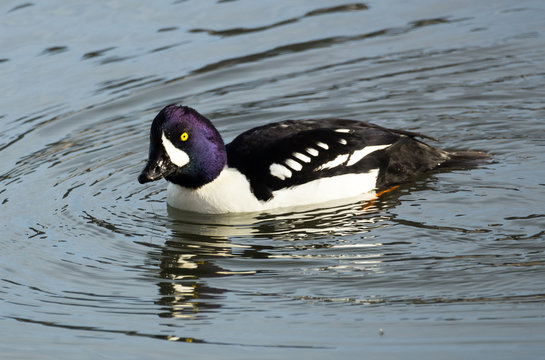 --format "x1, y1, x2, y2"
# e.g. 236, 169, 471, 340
180, 132, 189, 142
